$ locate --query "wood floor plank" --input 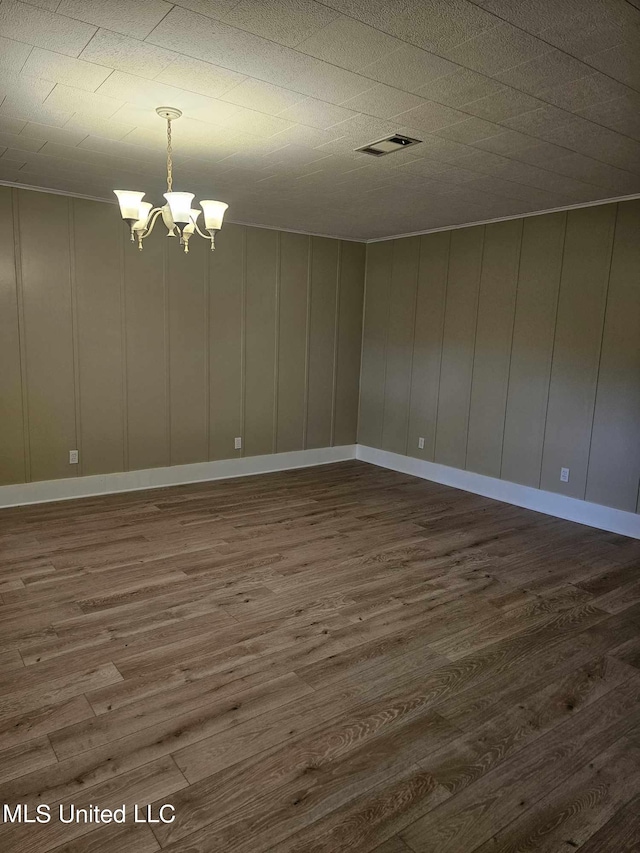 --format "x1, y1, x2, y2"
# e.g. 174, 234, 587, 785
0, 461, 638, 852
